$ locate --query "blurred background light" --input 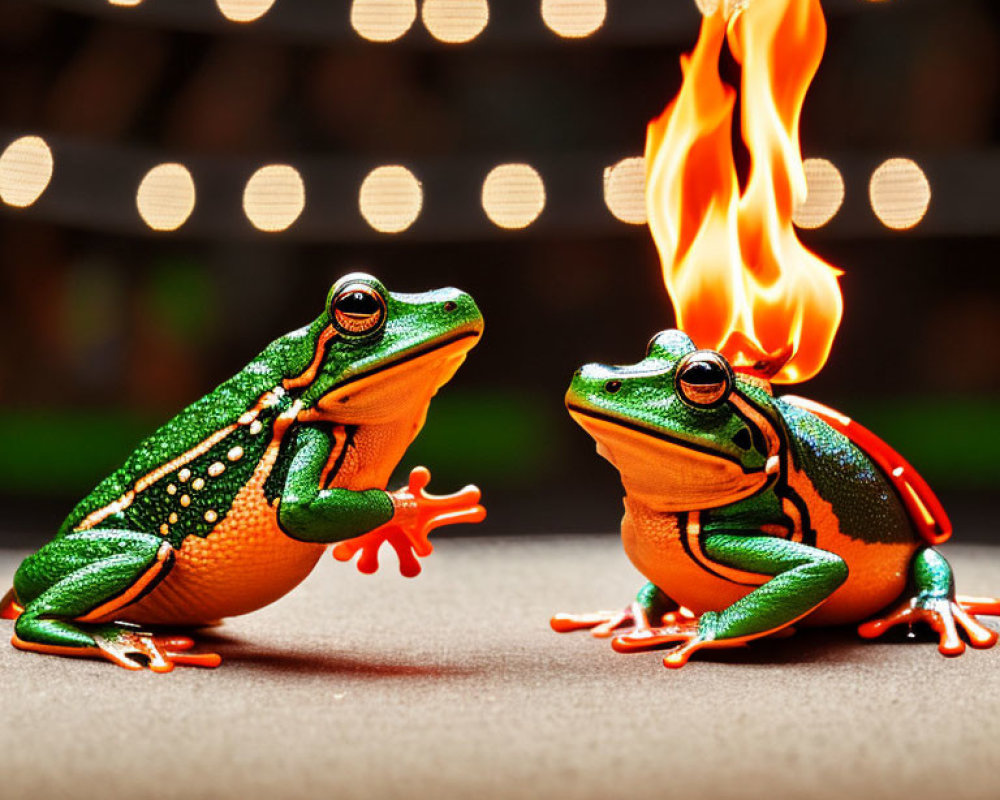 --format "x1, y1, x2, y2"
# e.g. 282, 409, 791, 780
136, 163, 196, 232
541, 0, 607, 39
421, 0, 489, 44
107, 0, 143, 7
869, 157, 931, 230
793, 157, 845, 230
215, 0, 276, 23
242, 164, 305, 232
482, 163, 545, 230
0, 135, 53, 208
603, 156, 647, 225
351, 0, 417, 42
359, 164, 423, 233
